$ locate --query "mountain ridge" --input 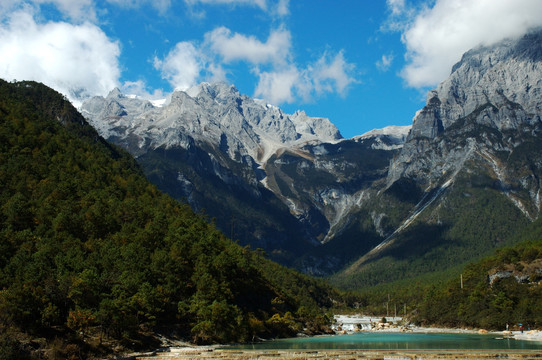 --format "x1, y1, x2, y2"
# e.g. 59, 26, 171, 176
332, 29, 542, 287
81, 81, 405, 265
82, 29, 542, 282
